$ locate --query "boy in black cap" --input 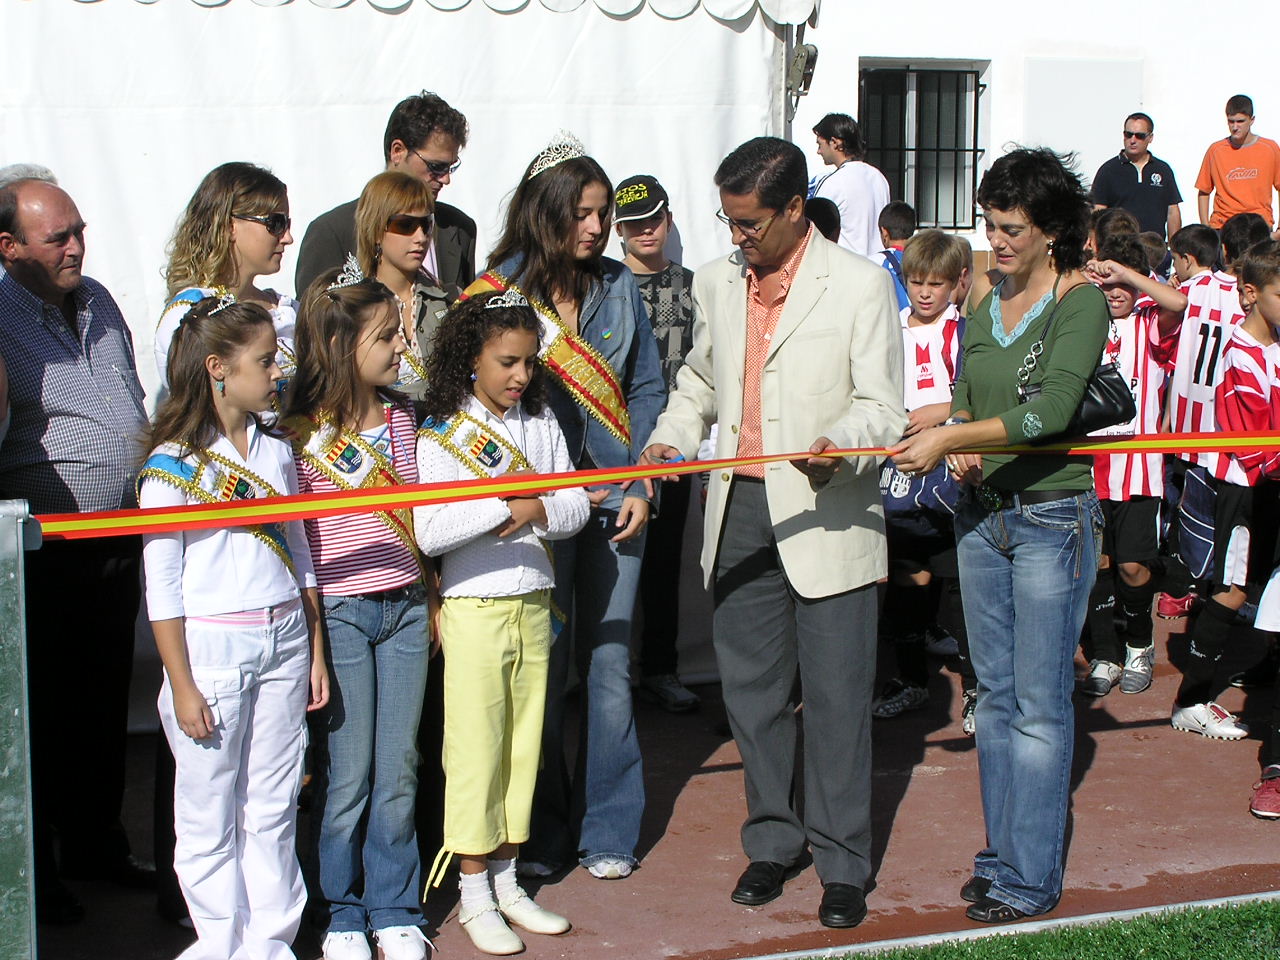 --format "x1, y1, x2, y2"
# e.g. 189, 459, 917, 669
615, 174, 699, 712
